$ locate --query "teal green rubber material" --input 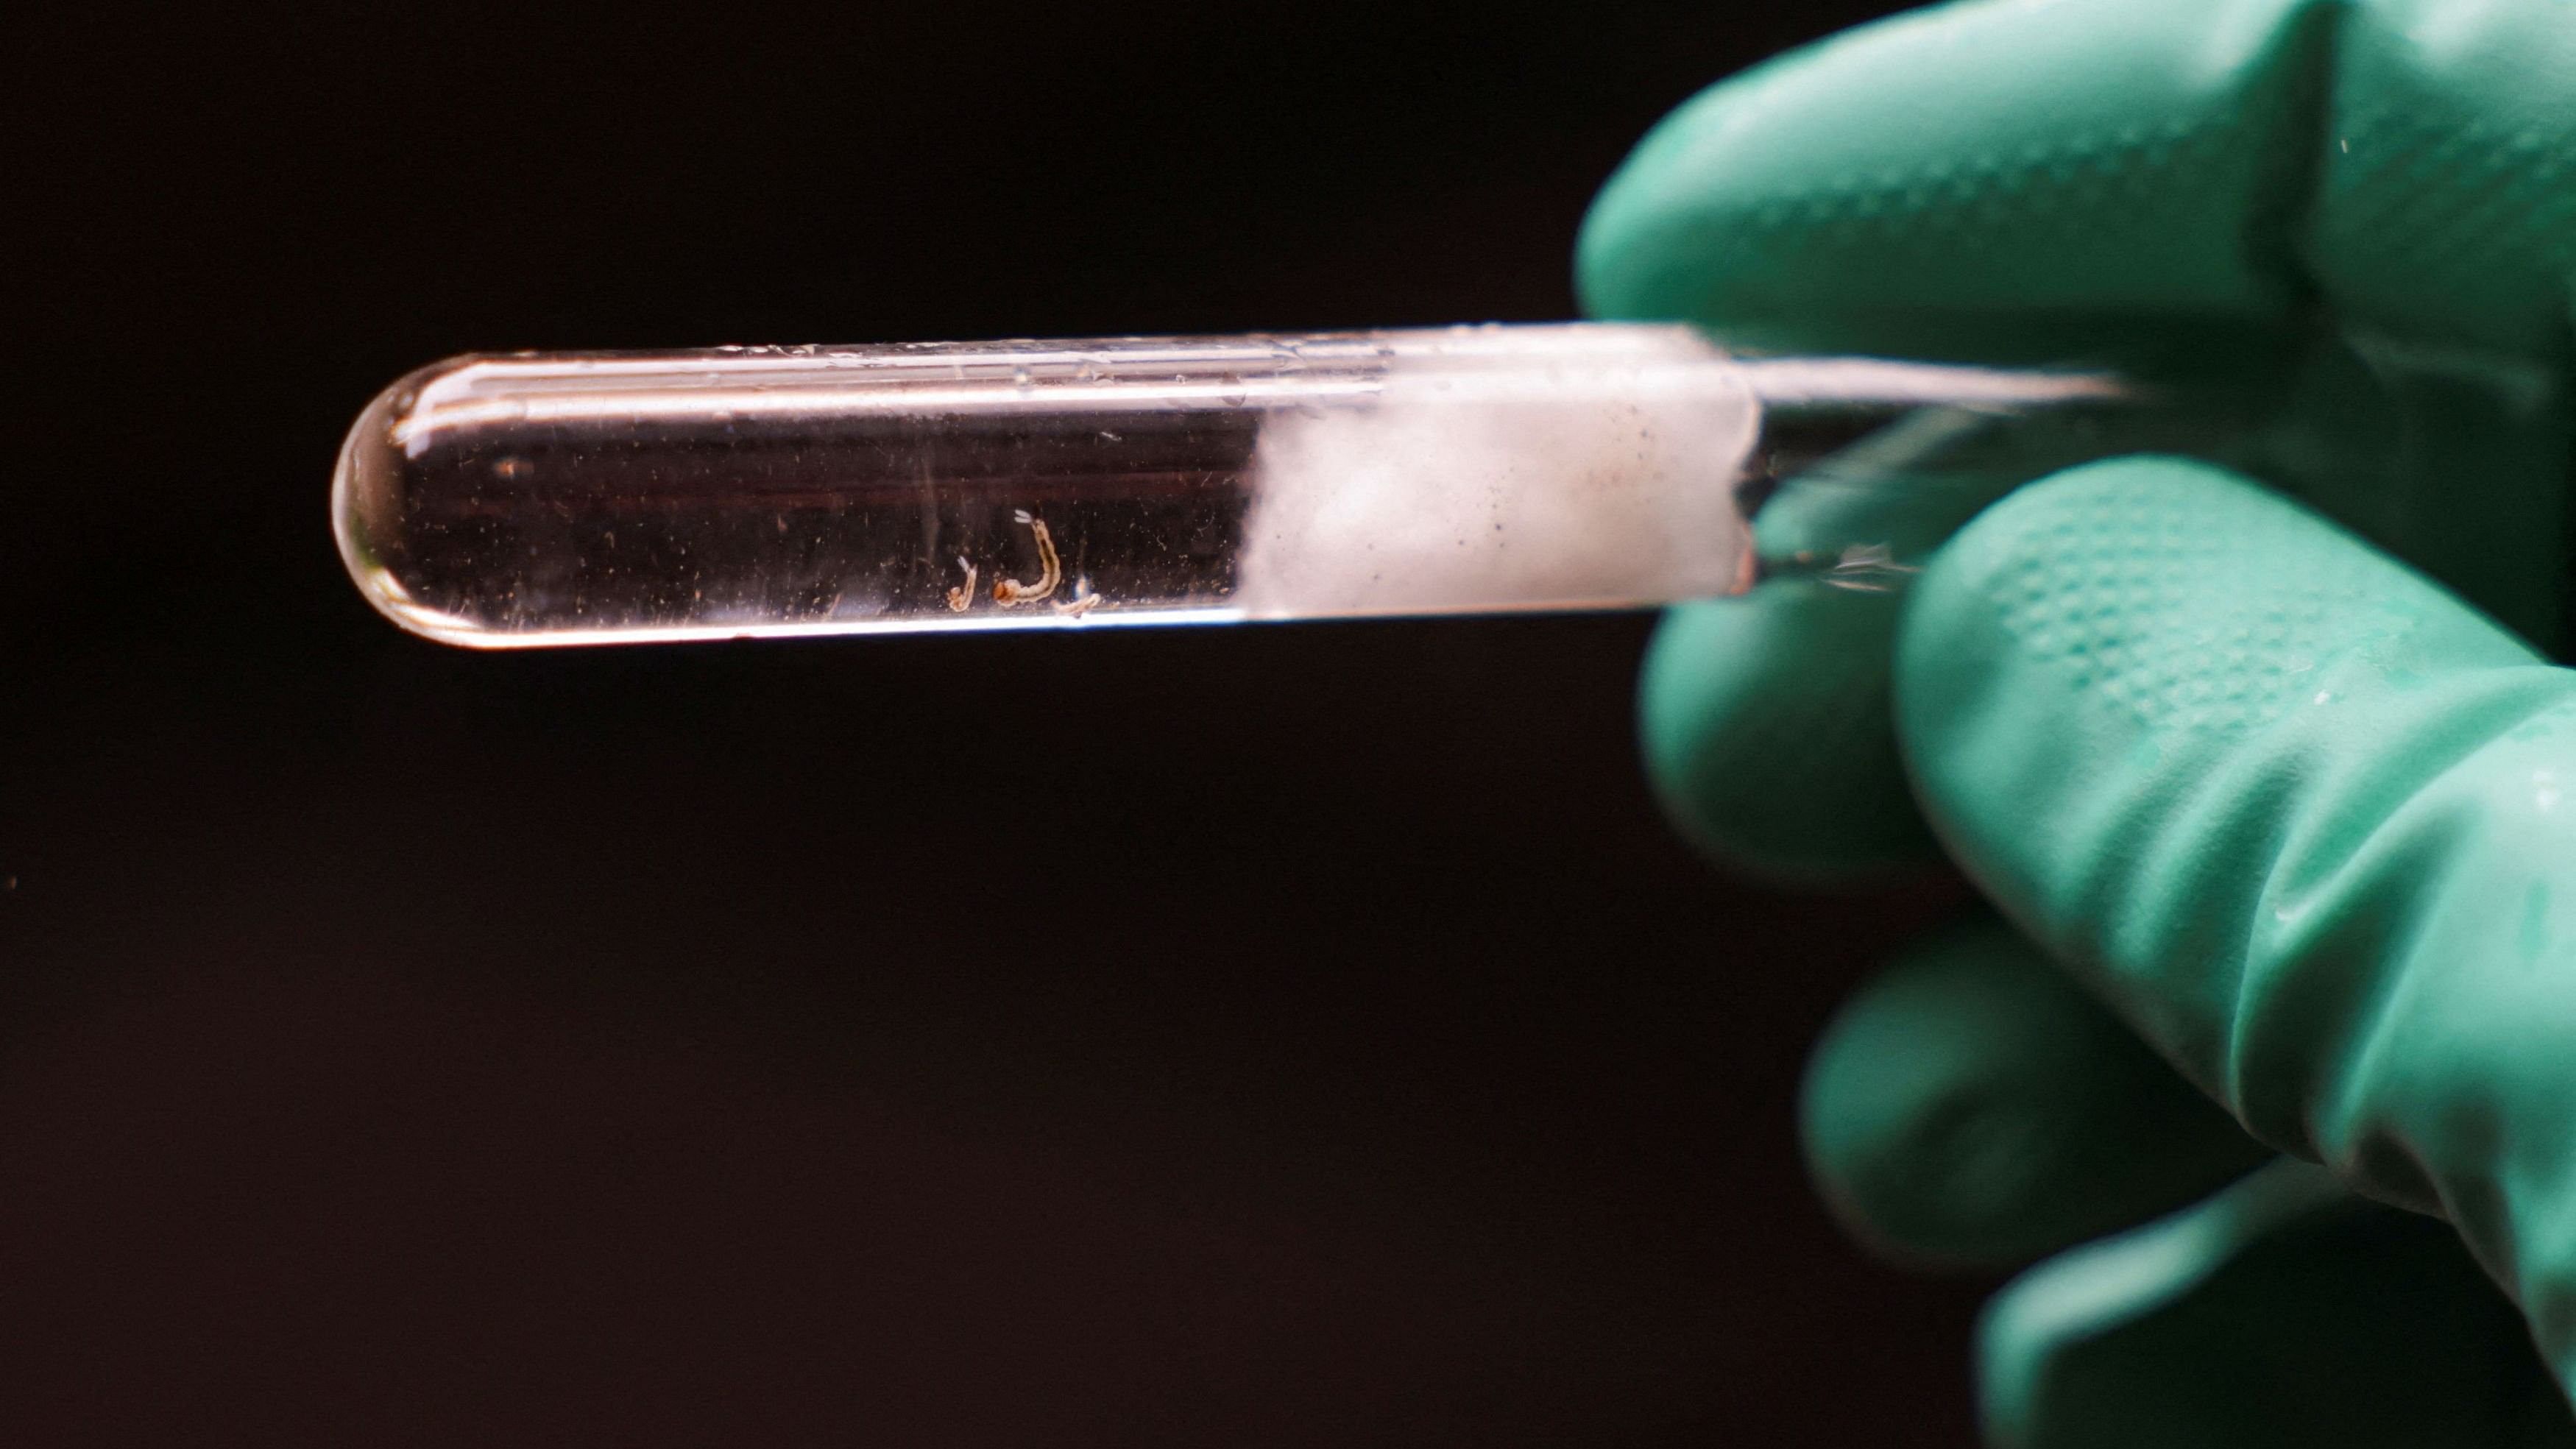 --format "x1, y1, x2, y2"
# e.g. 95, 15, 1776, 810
1906, 456, 2576, 1393
1581, 0, 2576, 1439
1640, 582, 1931, 879
1586, 0, 2575, 879
1802, 919, 2269, 1269
1980, 1162, 2576, 1448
